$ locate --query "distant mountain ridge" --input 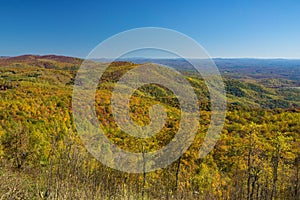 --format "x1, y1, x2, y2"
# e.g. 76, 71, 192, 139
1, 55, 299, 83
108, 57, 300, 81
